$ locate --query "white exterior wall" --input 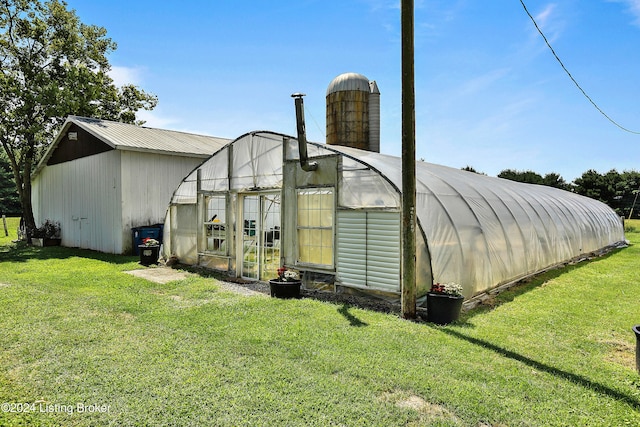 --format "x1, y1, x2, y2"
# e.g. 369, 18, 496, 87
33, 150, 206, 254
120, 151, 205, 254
32, 150, 123, 253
